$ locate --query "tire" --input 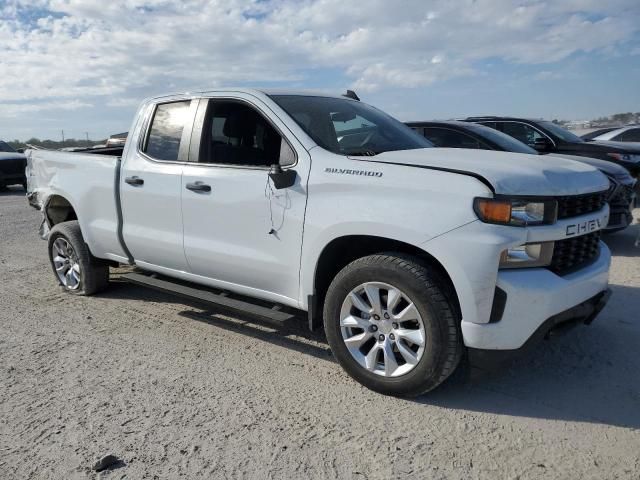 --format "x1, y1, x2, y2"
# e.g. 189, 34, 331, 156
323, 253, 463, 397
47, 220, 109, 295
